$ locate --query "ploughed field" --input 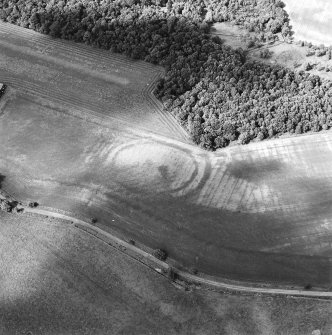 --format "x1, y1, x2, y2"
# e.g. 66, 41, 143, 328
1, 22, 332, 288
